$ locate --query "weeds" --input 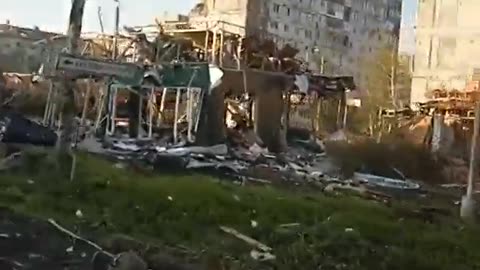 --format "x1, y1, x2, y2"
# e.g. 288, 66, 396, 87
326, 140, 447, 184
0, 152, 479, 269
